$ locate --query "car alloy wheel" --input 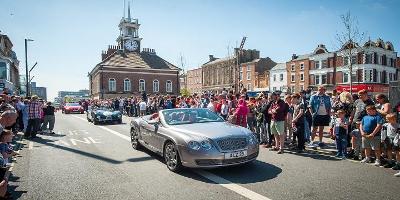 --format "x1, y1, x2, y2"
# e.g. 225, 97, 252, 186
164, 142, 182, 172
130, 128, 141, 150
